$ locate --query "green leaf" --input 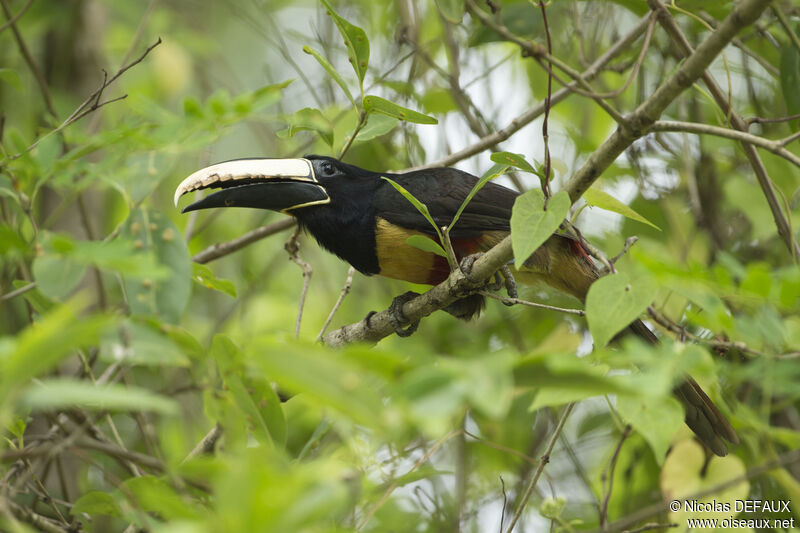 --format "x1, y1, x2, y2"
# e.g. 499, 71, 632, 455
20, 378, 179, 415
586, 272, 658, 348
617, 394, 682, 462
192, 263, 237, 298
510, 189, 570, 269
490, 151, 537, 174
449, 163, 508, 231
583, 188, 661, 230
253, 337, 384, 429
100, 320, 189, 367
120, 208, 191, 323
319, 0, 370, 86
355, 113, 399, 142
122, 476, 202, 520
382, 177, 443, 240
406, 235, 447, 258
780, 26, 800, 128
302, 45, 356, 108
32, 254, 86, 300
211, 336, 286, 448
435, 0, 464, 23
0, 68, 22, 91
363, 95, 438, 124
73, 491, 121, 517
0, 303, 110, 405
280, 107, 334, 147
